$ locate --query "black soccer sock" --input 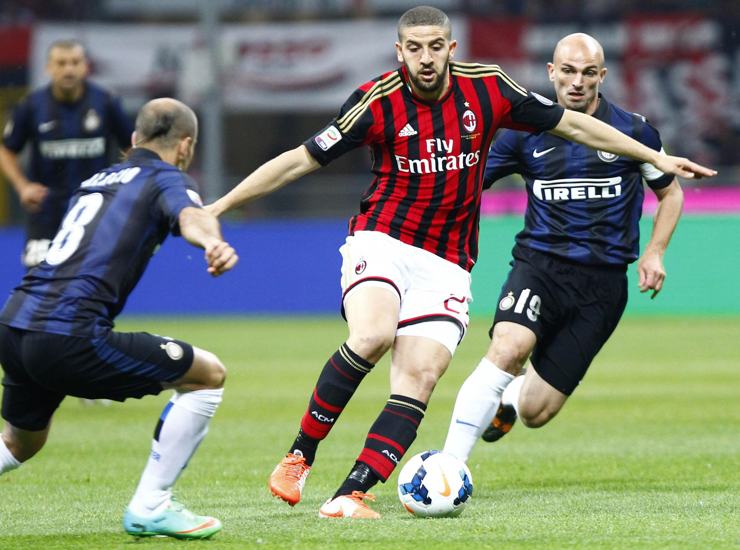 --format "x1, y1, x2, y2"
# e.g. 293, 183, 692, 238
333, 461, 380, 499
334, 394, 427, 496
289, 343, 374, 466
